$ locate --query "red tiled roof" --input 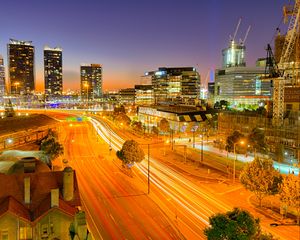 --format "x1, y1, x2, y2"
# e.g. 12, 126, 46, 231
0, 170, 81, 222
0, 196, 31, 221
